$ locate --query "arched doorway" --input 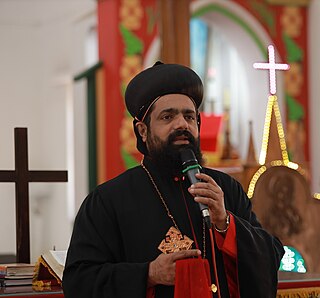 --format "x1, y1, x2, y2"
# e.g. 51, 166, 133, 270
190, 0, 287, 160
